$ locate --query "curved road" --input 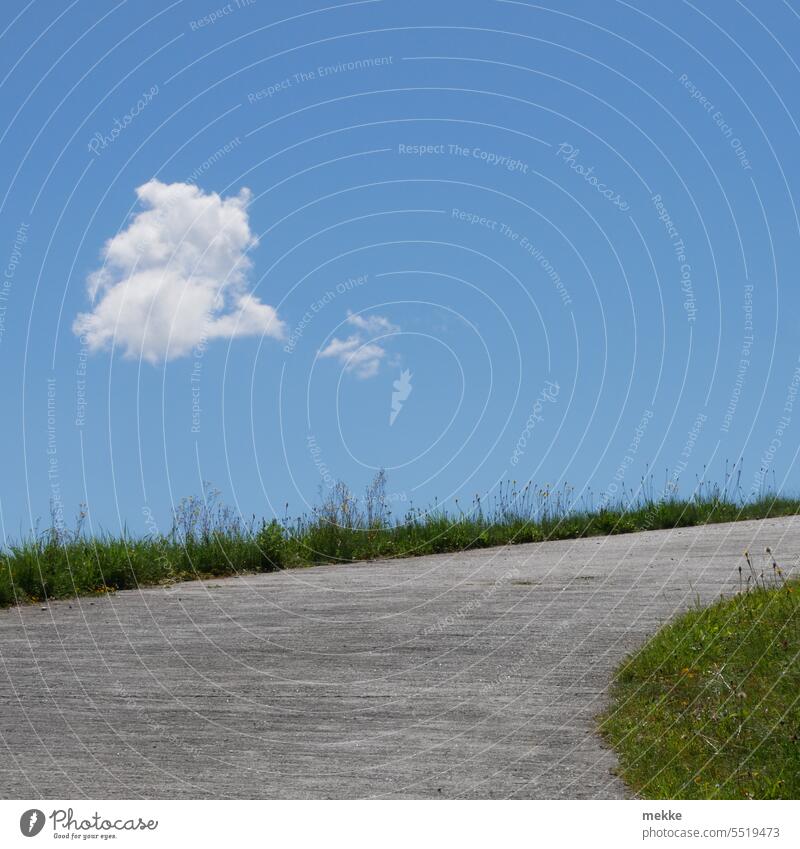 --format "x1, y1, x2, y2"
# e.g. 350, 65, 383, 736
1, 516, 798, 798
